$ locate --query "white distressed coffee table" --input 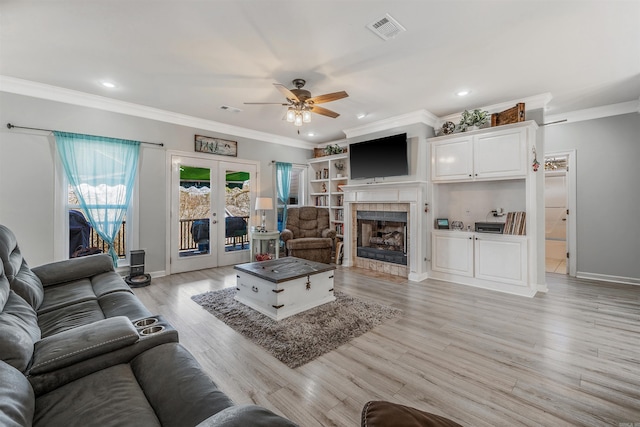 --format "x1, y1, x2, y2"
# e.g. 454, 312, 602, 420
234, 257, 336, 320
